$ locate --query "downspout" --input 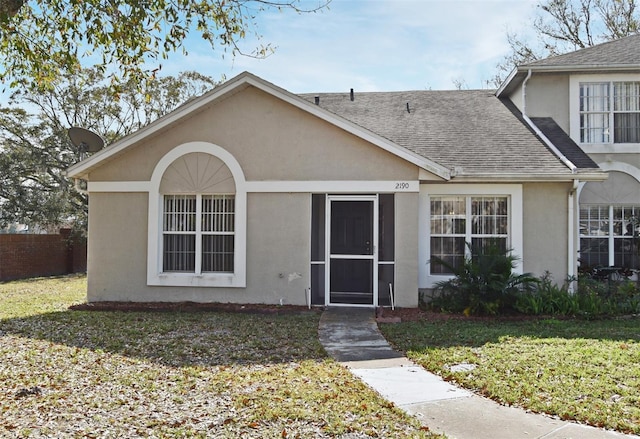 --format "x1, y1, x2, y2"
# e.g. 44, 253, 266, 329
521, 69, 579, 288
567, 179, 579, 292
